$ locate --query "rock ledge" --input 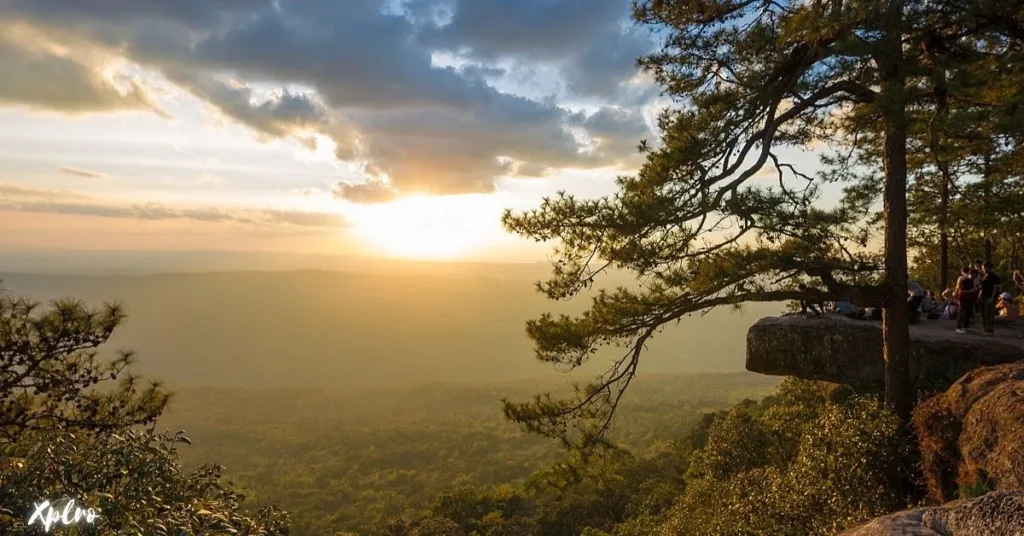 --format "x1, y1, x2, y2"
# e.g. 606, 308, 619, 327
746, 315, 1023, 392
838, 490, 1024, 535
